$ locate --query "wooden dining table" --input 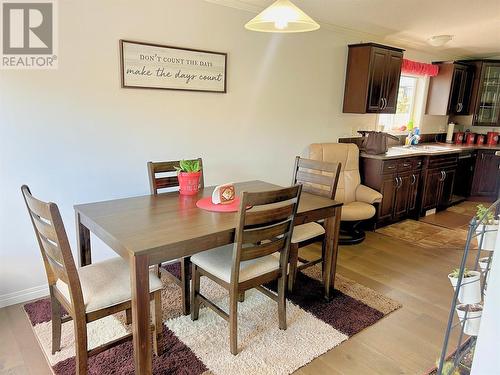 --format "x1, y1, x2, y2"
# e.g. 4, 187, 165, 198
74, 180, 342, 375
